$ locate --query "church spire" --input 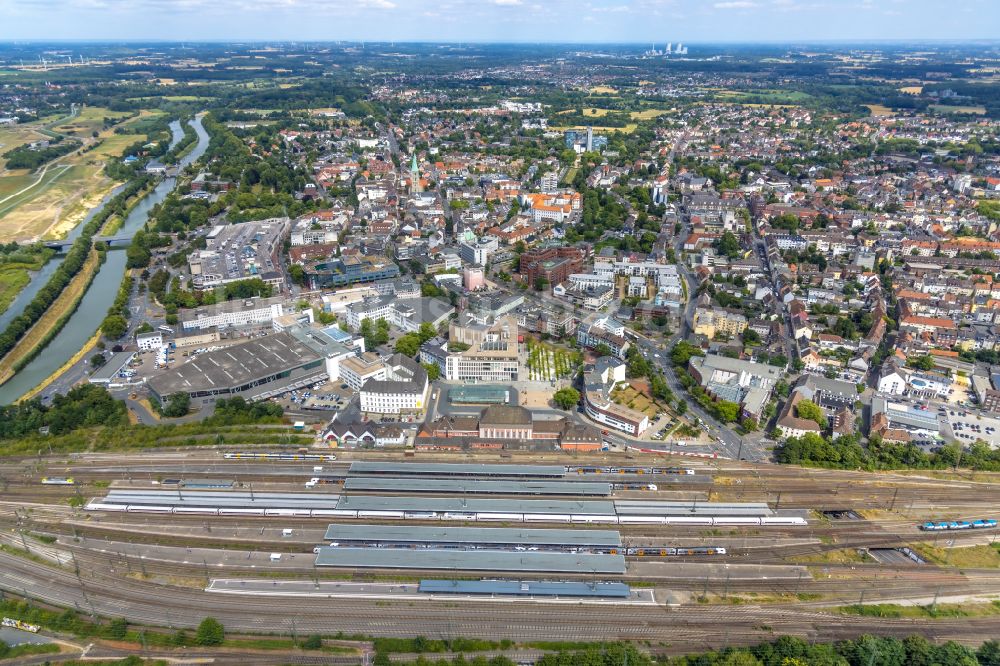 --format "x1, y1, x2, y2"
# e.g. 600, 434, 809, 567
410, 153, 420, 193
